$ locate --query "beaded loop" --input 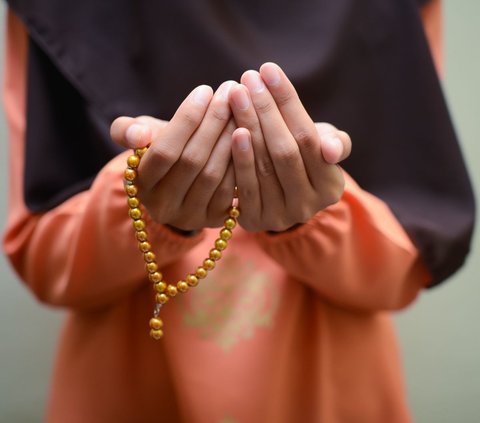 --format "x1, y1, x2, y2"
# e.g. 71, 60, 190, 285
124, 147, 239, 340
